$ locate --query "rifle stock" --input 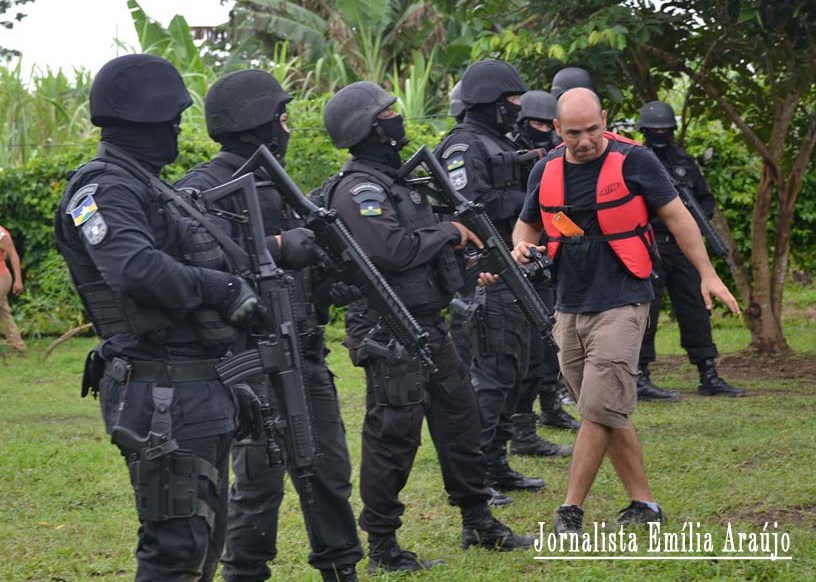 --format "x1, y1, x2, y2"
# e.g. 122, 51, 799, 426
398, 146, 557, 347
232, 145, 435, 373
